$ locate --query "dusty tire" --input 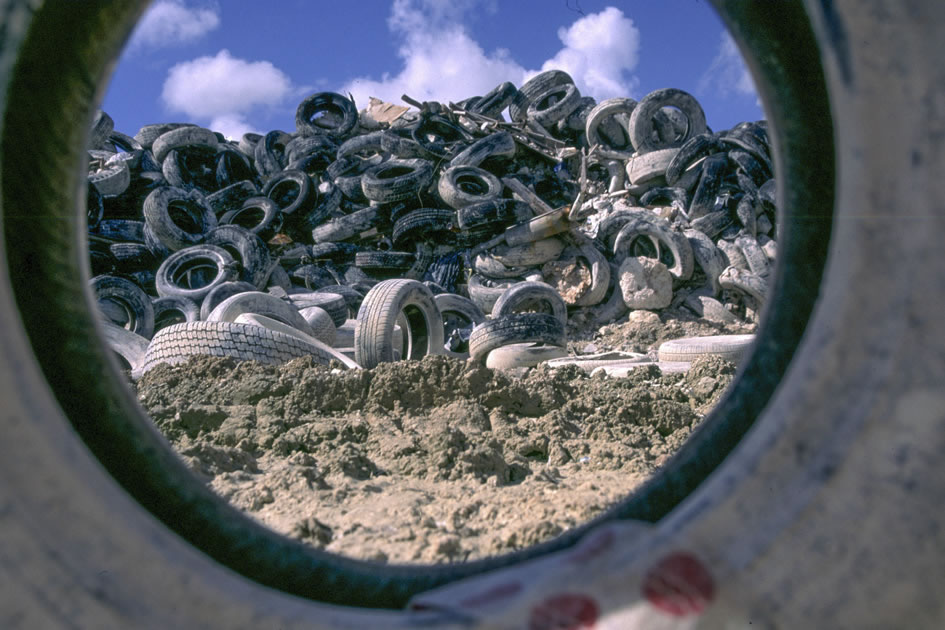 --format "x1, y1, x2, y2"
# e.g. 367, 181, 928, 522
627, 88, 707, 153
142, 186, 217, 252
154, 244, 239, 302
5, 1, 945, 626
138, 320, 339, 376
468, 312, 566, 364
484, 342, 568, 370
90, 274, 155, 339
657, 334, 756, 364
354, 278, 444, 368
206, 290, 315, 337
151, 295, 200, 333
491, 280, 567, 327
360, 158, 434, 204
437, 165, 503, 210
